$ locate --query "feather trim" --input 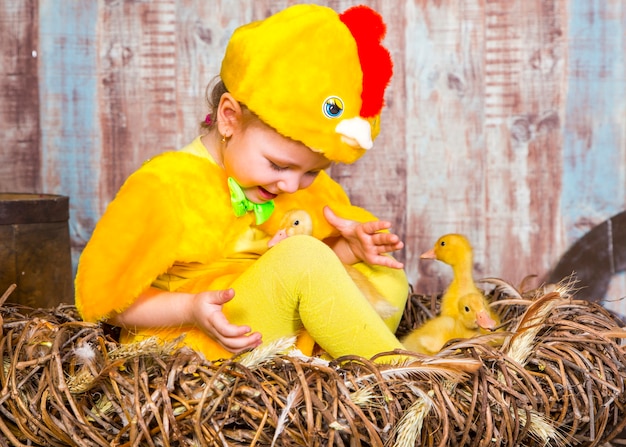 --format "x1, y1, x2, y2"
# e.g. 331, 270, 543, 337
75, 152, 232, 322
